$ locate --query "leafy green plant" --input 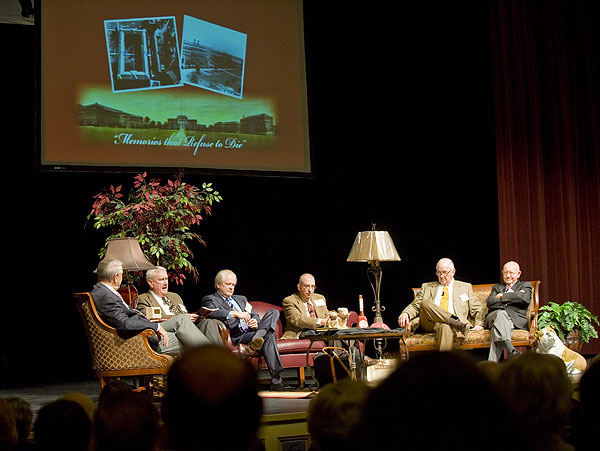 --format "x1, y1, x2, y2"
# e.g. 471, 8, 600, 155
87, 172, 222, 284
538, 301, 599, 344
